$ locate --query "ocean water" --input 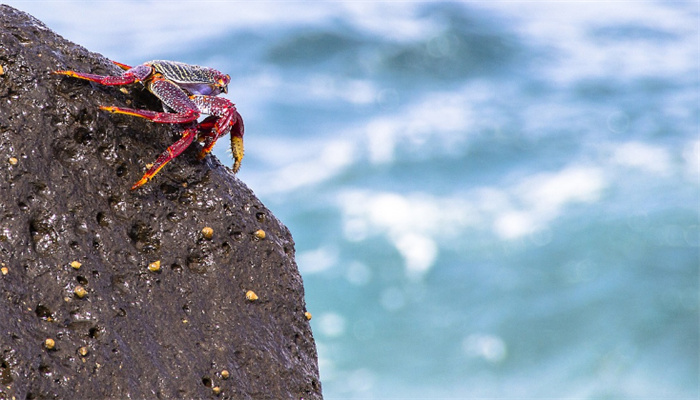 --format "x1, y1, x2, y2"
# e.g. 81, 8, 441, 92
8, 1, 699, 398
